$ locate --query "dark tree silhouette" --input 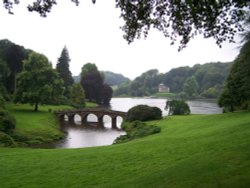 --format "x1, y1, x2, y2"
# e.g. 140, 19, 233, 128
80, 63, 113, 104
4, 44, 27, 94
100, 84, 113, 105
